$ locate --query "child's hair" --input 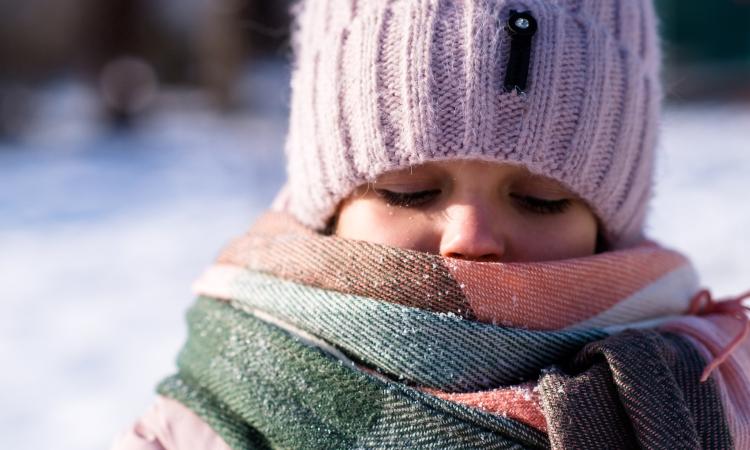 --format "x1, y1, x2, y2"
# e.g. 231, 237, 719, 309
282, 0, 661, 250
